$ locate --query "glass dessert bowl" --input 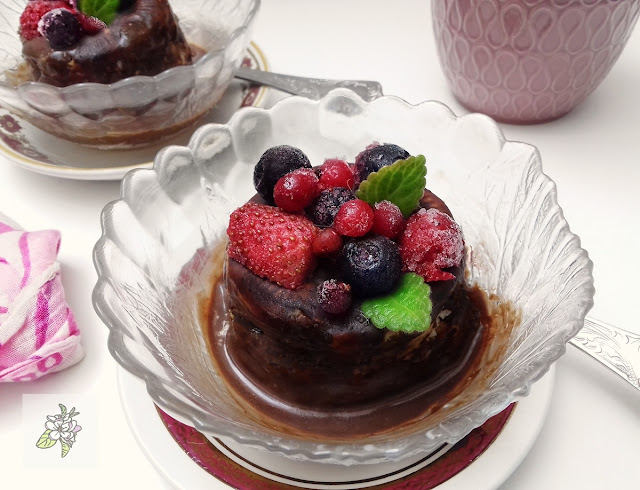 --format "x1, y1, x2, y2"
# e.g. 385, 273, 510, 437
93, 89, 594, 464
0, 0, 260, 149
